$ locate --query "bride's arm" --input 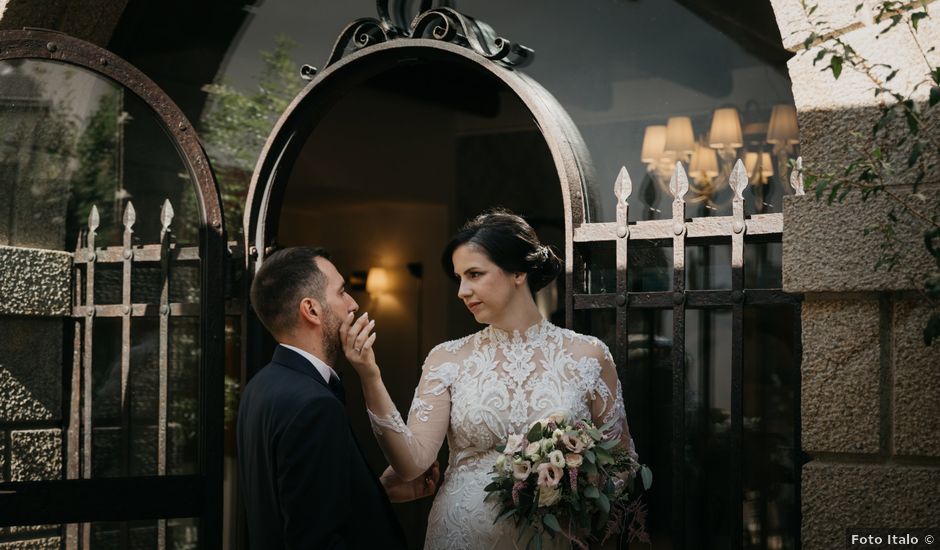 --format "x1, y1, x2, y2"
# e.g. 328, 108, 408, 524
342, 312, 451, 481
588, 341, 638, 461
